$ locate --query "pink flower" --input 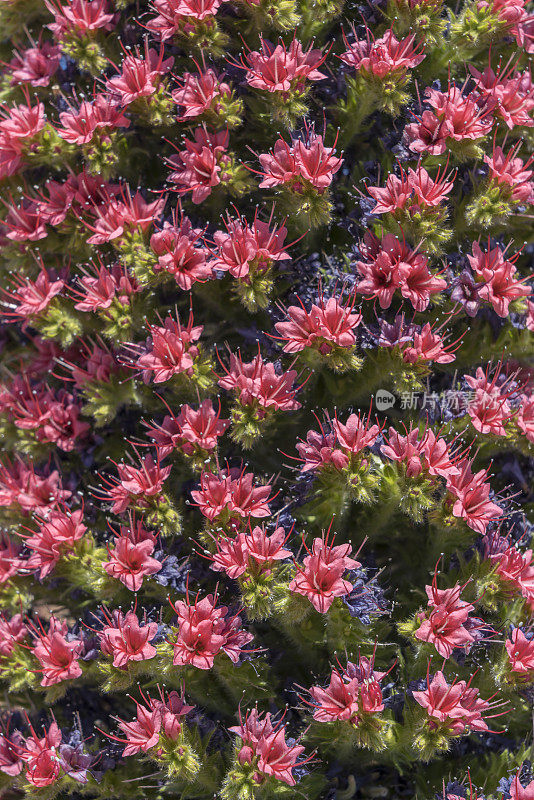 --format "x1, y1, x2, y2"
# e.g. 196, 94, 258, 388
355, 231, 445, 310
484, 143, 534, 204
309, 655, 386, 724
73, 262, 138, 312
229, 709, 308, 786
289, 530, 360, 613
471, 64, 534, 130
218, 352, 301, 414
340, 28, 424, 77
414, 577, 476, 658
46, 0, 115, 38
516, 393, 534, 443
105, 45, 173, 105
464, 365, 517, 435
0, 729, 24, 776
146, 0, 222, 41
167, 127, 229, 204
413, 670, 495, 735
404, 84, 492, 155
171, 592, 253, 669
275, 294, 361, 354
4, 199, 47, 242
0, 269, 64, 323
467, 240, 531, 317
112, 688, 193, 756
258, 132, 342, 193
172, 68, 234, 119
401, 322, 459, 365
20, 722, 62, 788
191, 468, 273, 526
150, 214, 212, 289
0, 614, 28, 657
332, 411, 380, 454
145, 399, 229, 459
100, 451, 171, 514
489, 541, 534, 609
241, 37, 326, 93
208, 524, 291, 578
506, 628, 534, 678
447, 460, 503, 533
56, 94, 130, 145
210, 211, 289, 281
104, 517, 162, 591
0, 98, 45, 143
132, 309, 203, 384
31, 616, 82, 687
510, 772, 534, 800
368, 164, 454, 214
22, 508, 86, 579
9, 42, 61, 87
100, 609, 158, 669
